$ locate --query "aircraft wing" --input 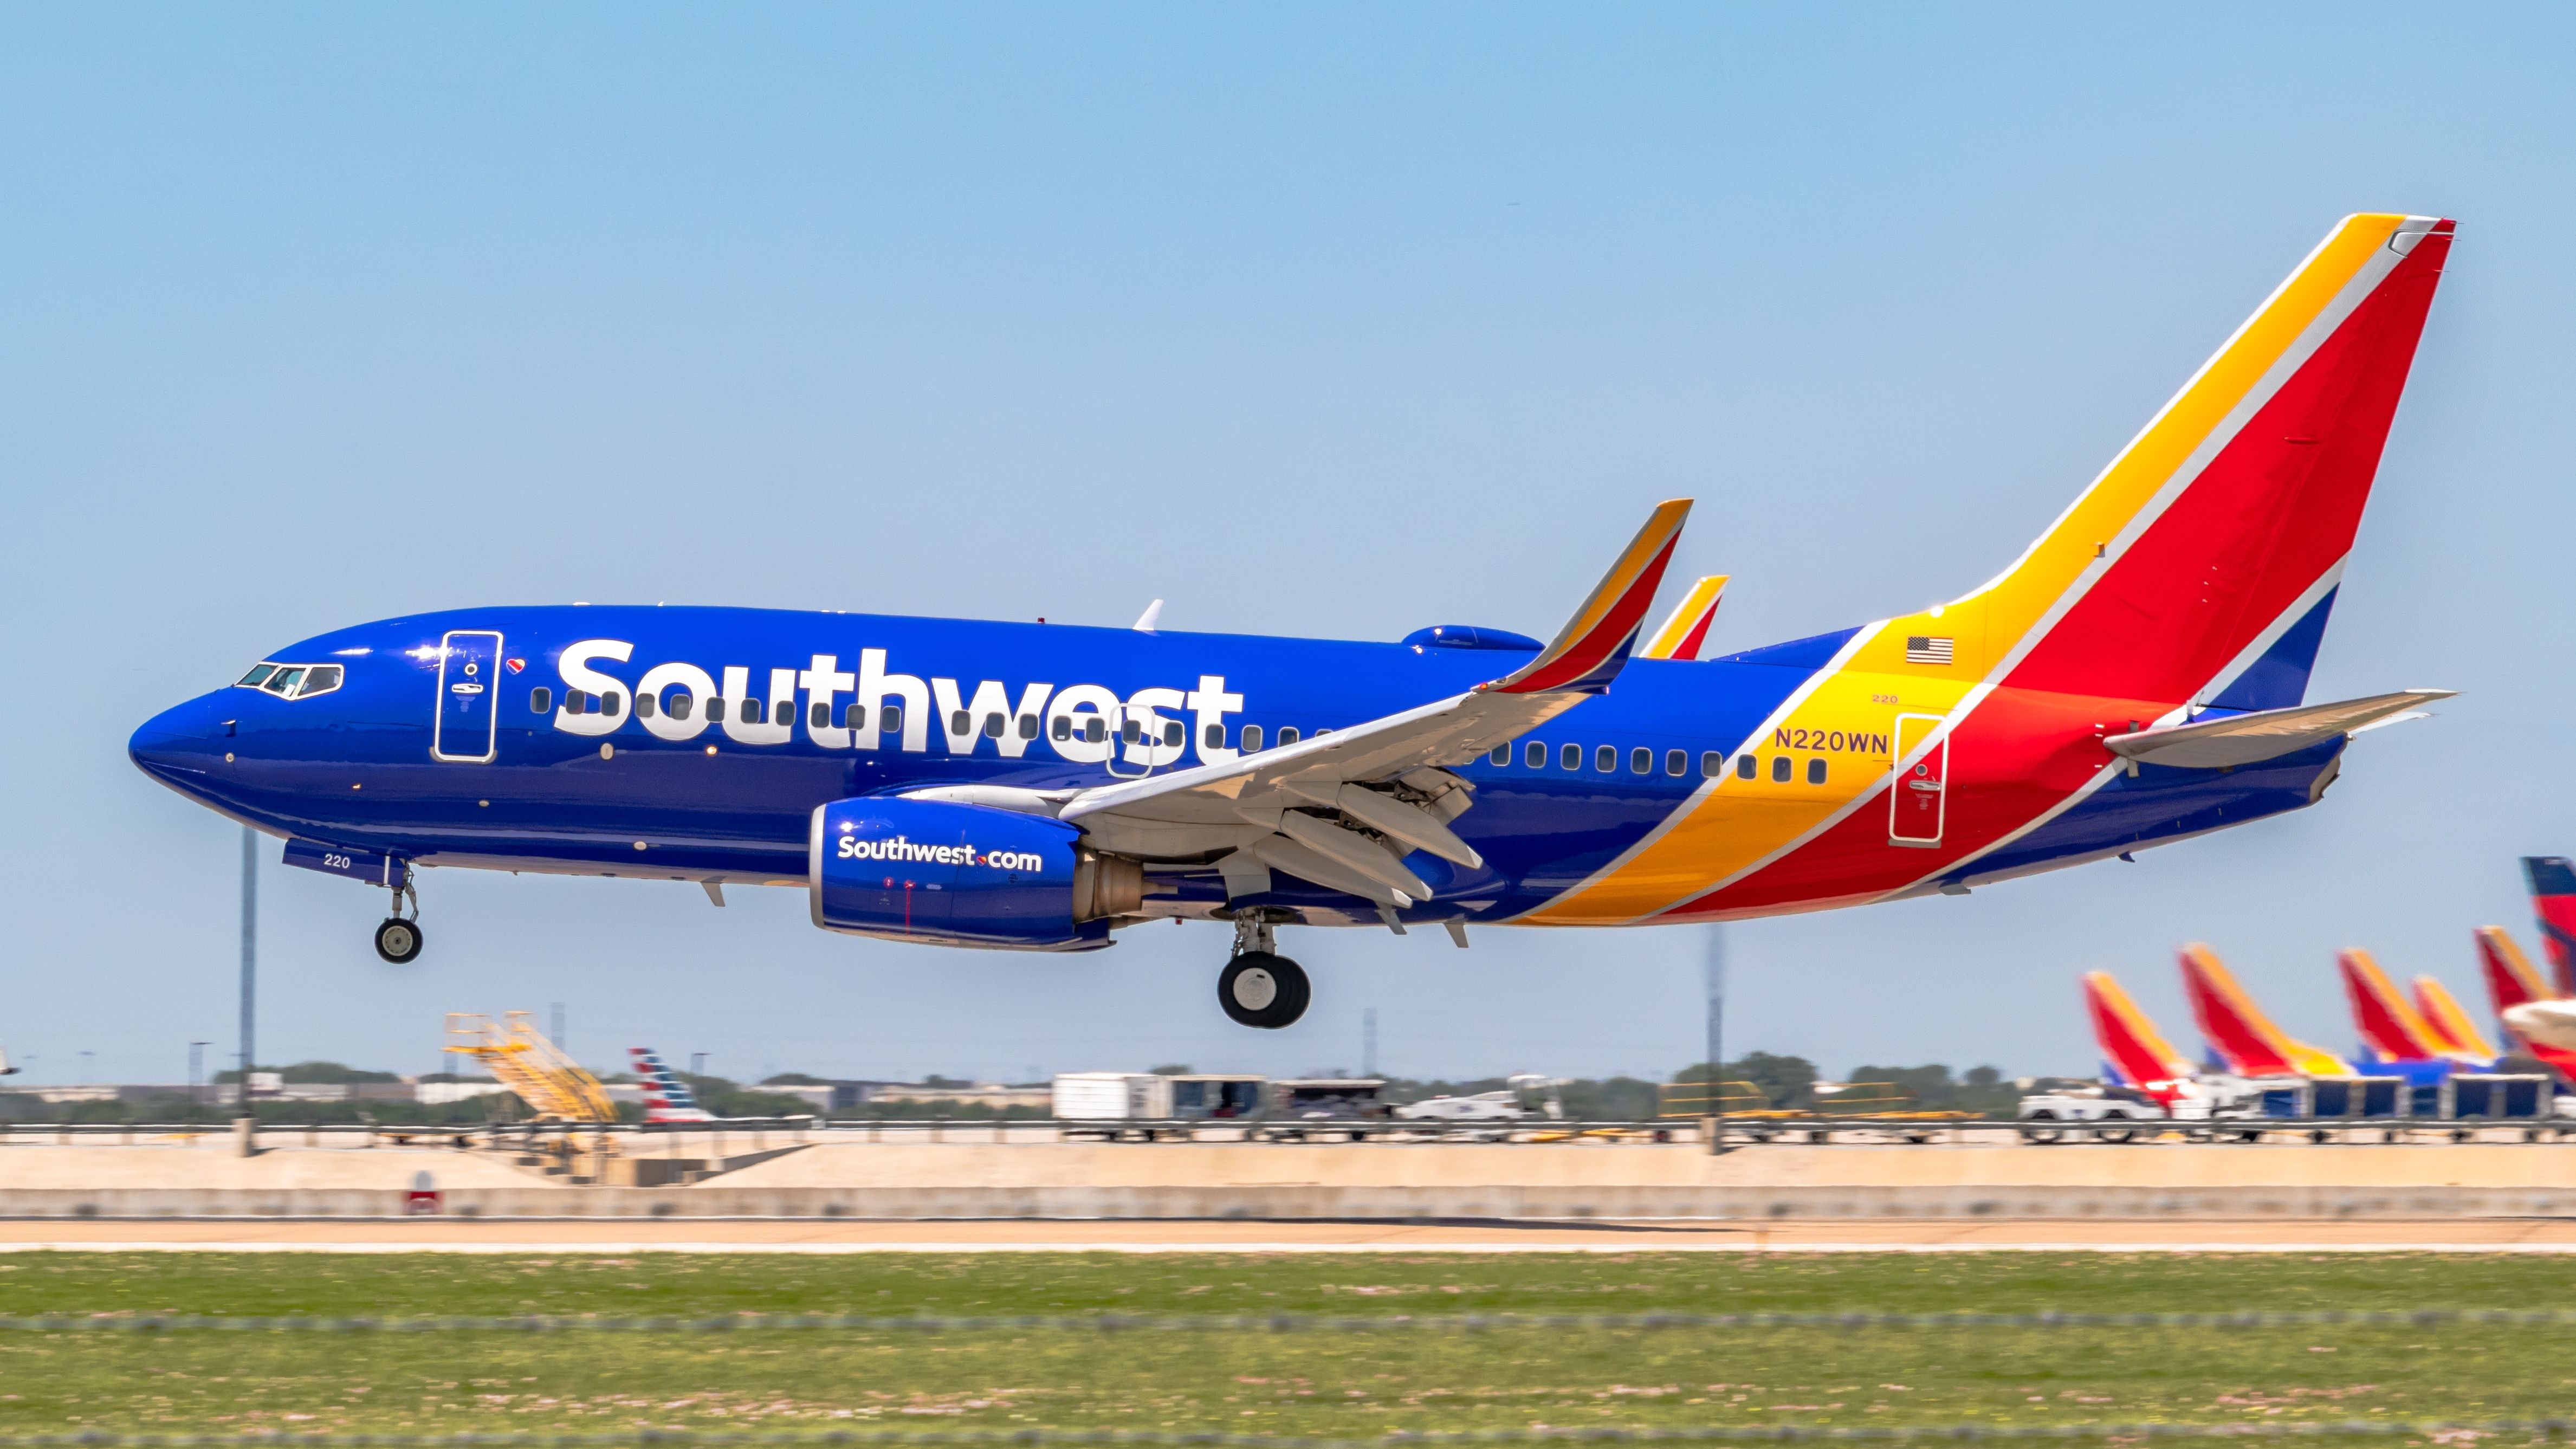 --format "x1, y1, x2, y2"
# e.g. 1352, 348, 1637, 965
2103, 689, 2454, 769
1054, 500, 1692, 909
